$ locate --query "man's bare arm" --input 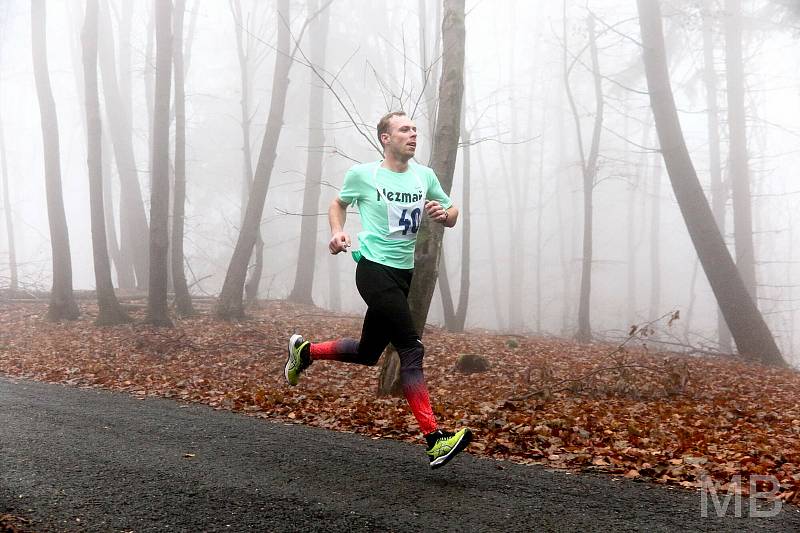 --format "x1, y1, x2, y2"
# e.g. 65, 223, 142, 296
328, 198, 351, 254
